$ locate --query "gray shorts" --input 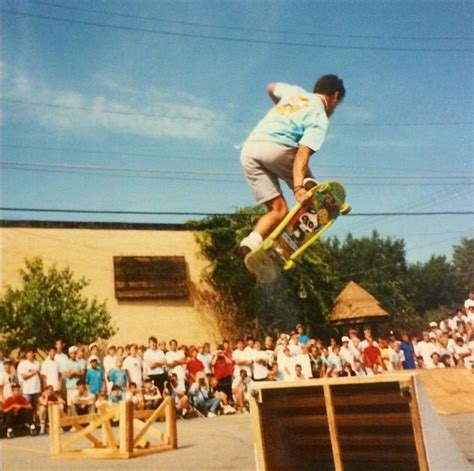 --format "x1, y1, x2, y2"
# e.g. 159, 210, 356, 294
240, 141, 312, 204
